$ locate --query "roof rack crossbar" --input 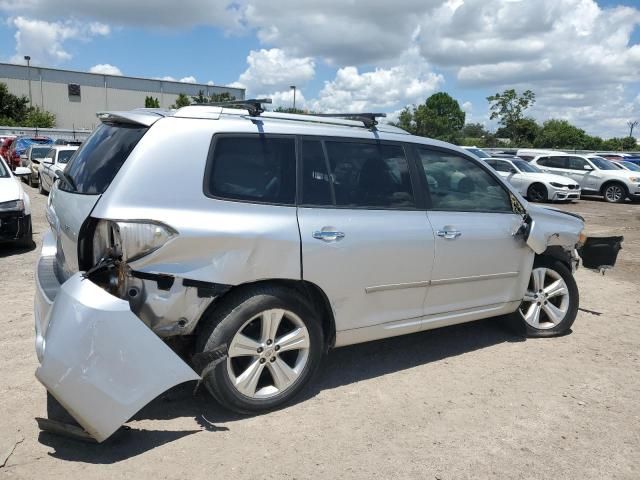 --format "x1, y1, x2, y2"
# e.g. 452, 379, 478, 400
196, 98, 272, 116
313, 112, 386, 129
